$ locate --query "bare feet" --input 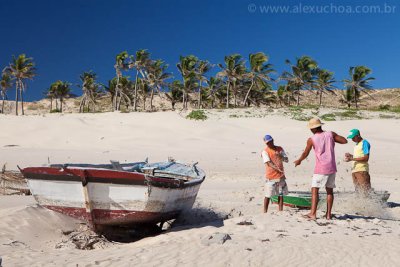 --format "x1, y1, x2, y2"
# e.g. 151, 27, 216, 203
325, 213, 333, 220
302, 214, 317, 220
